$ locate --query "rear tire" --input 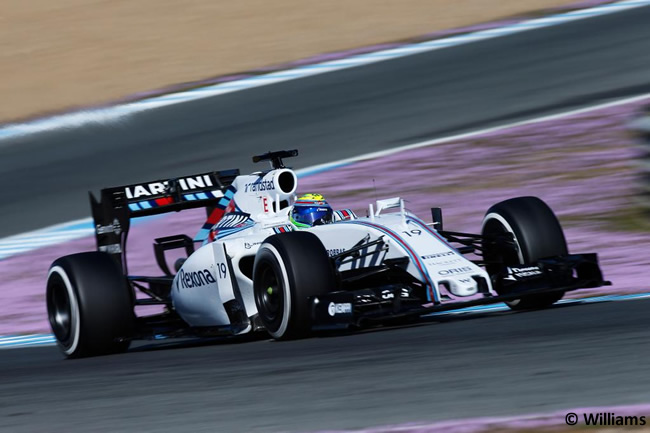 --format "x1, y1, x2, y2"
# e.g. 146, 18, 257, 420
481, 196, 568, 310
253, 231, 336, 340
46, 252, 135, 358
